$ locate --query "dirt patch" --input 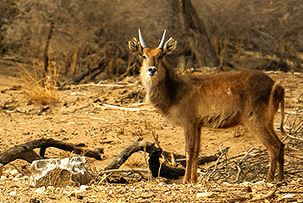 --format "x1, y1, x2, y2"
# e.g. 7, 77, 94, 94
0, 60, 303, 202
